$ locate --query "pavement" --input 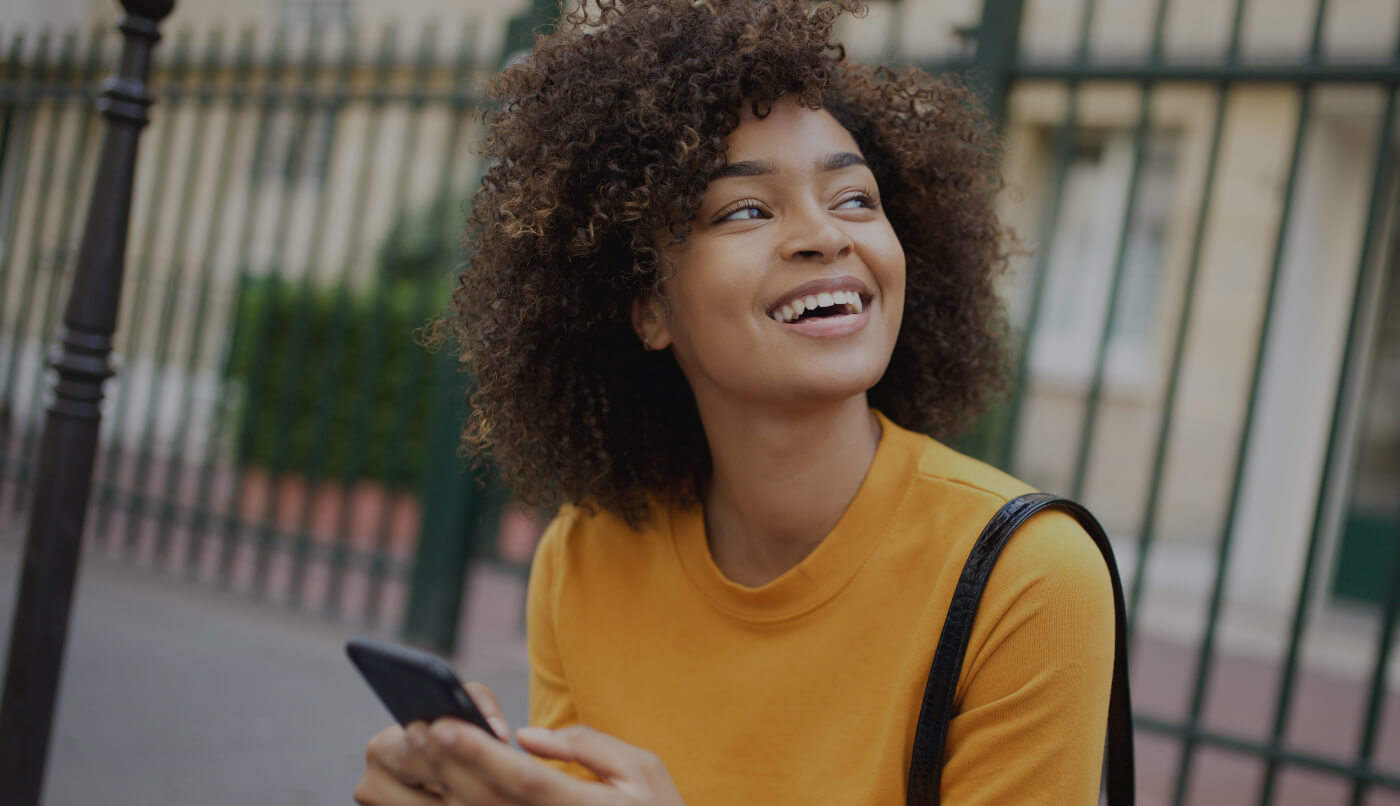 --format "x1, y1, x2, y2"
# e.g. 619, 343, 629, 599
0, 536, 531, 806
